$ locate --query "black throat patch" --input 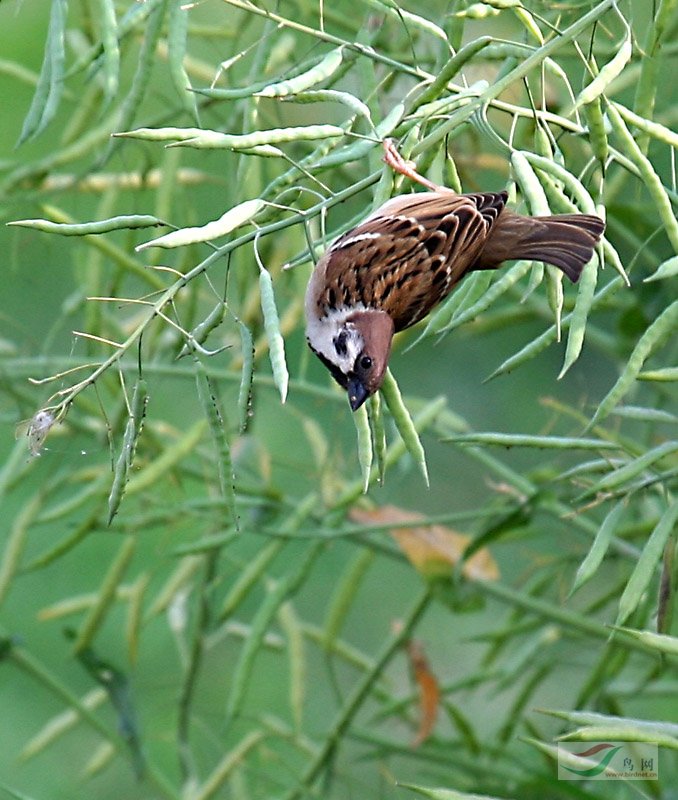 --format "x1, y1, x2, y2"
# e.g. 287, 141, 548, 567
307, 340, 349, 389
